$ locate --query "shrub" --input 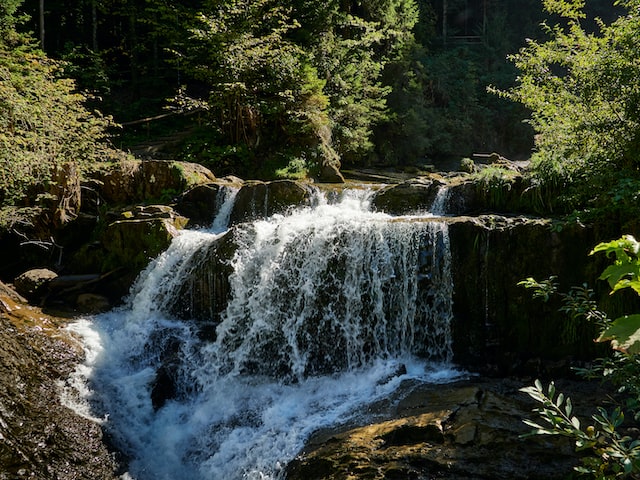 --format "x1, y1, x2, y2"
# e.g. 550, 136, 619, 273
520, 235, 640, 478
0, 34, 119, 206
